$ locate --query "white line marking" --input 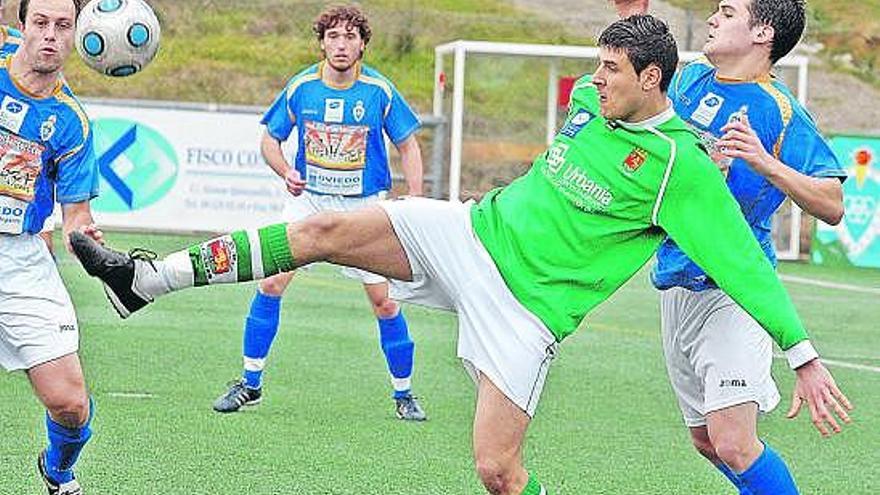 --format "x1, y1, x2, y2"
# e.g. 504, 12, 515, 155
780, 275, 880, 295
775, 356, 880, 373
106, 392, 156, 399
